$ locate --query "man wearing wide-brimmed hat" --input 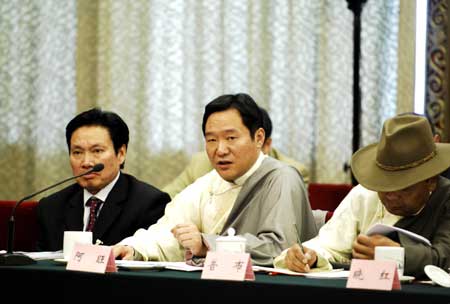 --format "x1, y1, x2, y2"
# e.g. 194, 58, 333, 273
274, 114, 450, 278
